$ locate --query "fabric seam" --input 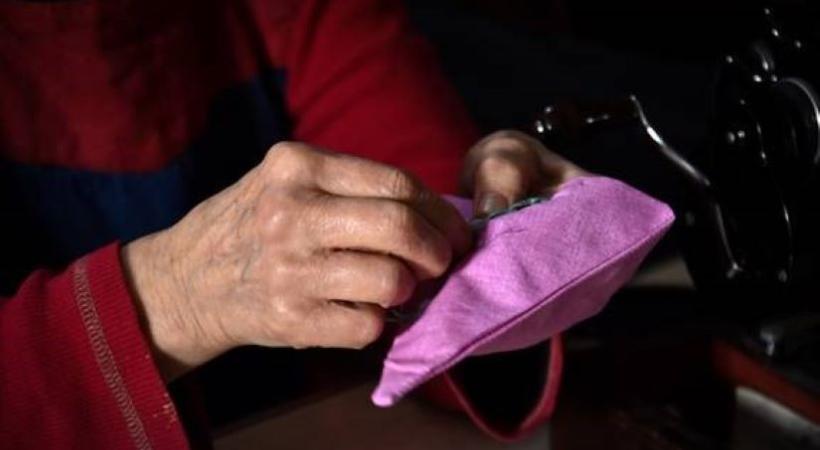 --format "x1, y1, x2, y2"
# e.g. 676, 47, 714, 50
73, 258, 153, 450
383, 210, 673, 401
